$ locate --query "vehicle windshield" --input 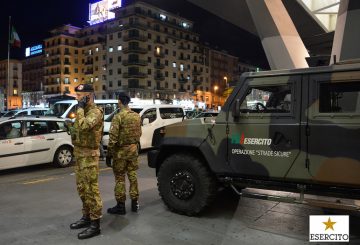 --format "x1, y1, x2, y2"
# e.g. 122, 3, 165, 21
2, 110, 18, 117
105, 107, 142, 122
45, 103, 72, 117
